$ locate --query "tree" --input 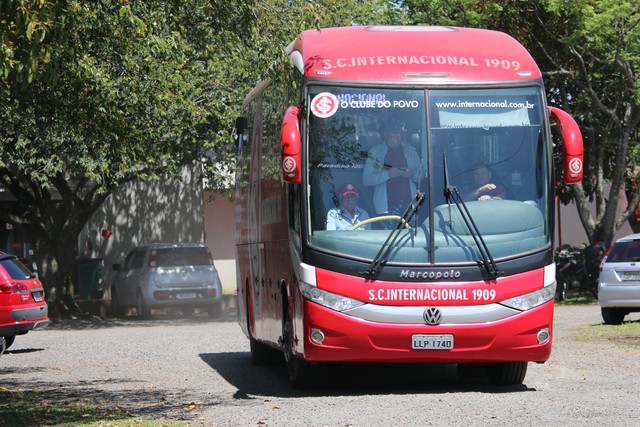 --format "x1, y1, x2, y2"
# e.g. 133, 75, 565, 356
403, 0, 640, 248
0, 0, 254, 315
0, 0, 405, 316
